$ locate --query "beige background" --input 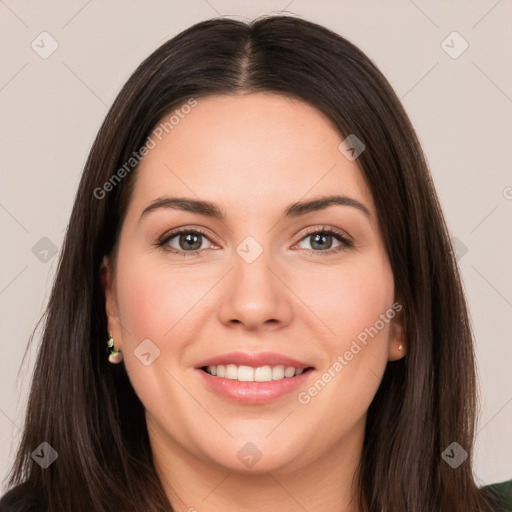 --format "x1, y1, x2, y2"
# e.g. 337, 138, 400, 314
1, 0, 511, 493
